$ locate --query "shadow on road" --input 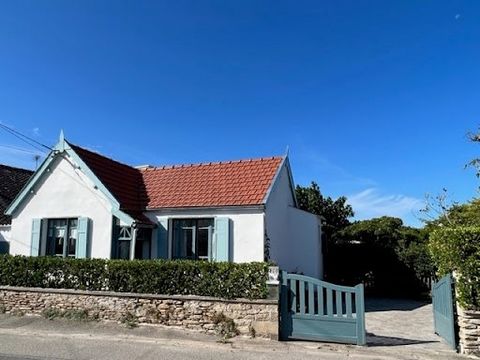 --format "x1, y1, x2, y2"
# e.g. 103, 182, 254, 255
366, 332, 439, 347
365, 298, 430, 312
